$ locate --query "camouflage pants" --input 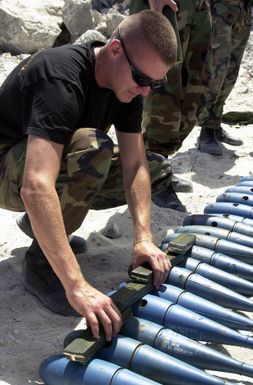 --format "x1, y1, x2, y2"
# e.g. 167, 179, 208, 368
0, 128, 172, 234
130, 0, 212, 156
198, 0, 252, 130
